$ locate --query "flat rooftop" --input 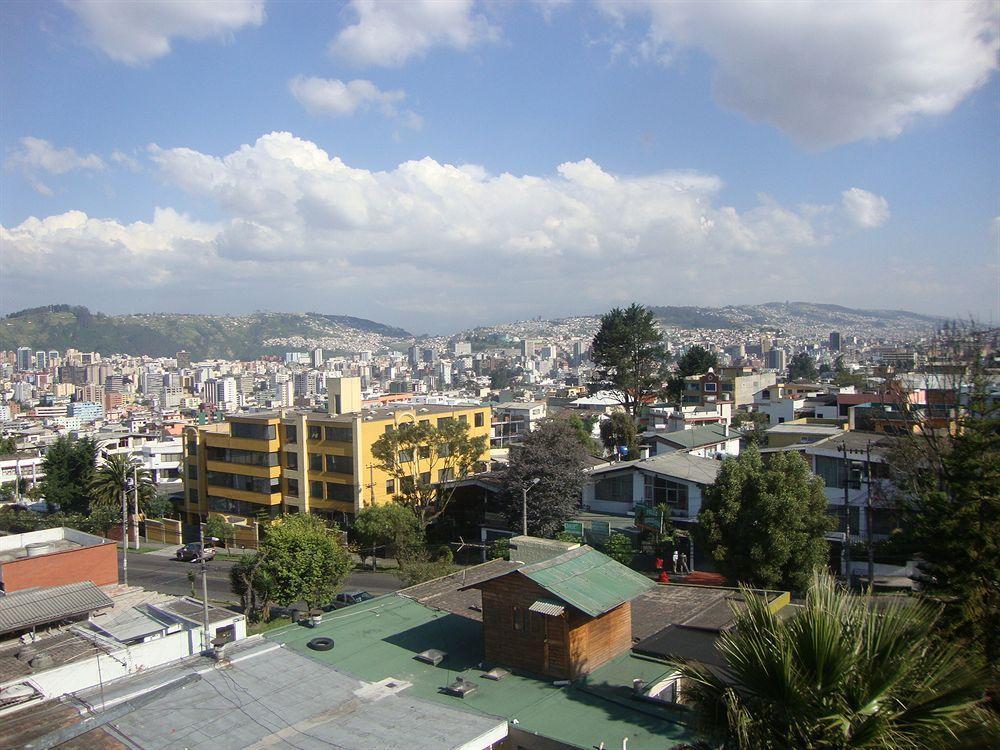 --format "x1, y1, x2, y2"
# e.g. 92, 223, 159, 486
268, 594, 698, 749
0, 527, 110, 563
